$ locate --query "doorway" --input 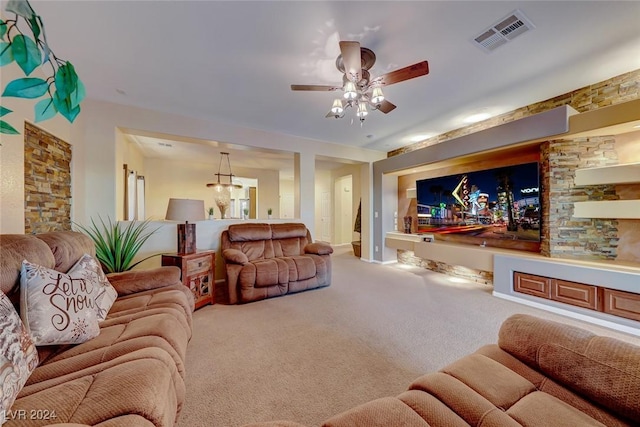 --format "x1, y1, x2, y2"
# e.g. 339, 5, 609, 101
334, 175, 353, 245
